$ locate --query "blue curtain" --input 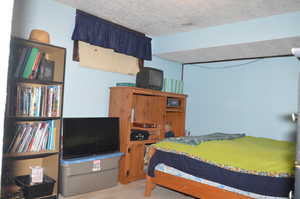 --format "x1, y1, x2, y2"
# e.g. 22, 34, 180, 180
72, 10, 152, 60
